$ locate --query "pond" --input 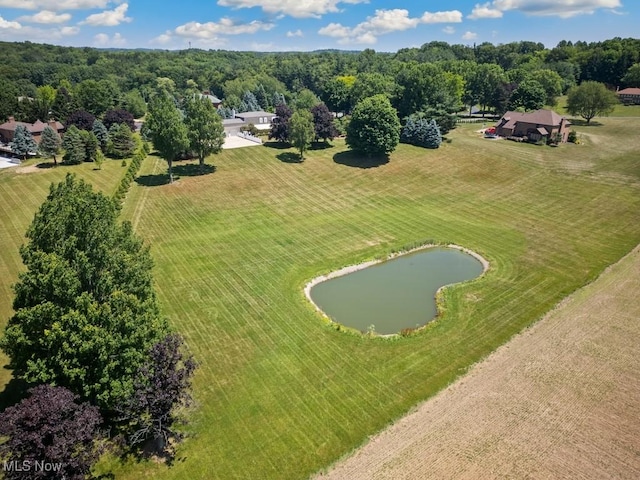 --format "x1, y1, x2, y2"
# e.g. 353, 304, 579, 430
308, 247, 486, 335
